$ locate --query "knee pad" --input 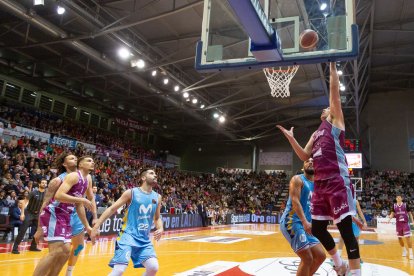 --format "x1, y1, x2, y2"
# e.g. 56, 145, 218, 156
337, 216, 360, 259
109, 264, 128, 276
143, 257, 159, 276
311, 220, 335, 251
